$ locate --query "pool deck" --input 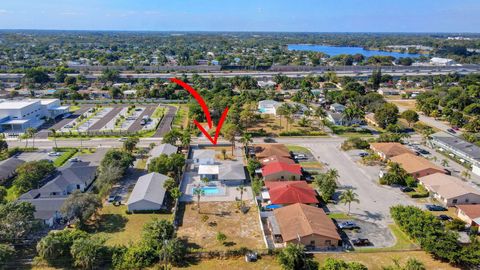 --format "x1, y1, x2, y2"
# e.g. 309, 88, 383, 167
180, 145, 253, 202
